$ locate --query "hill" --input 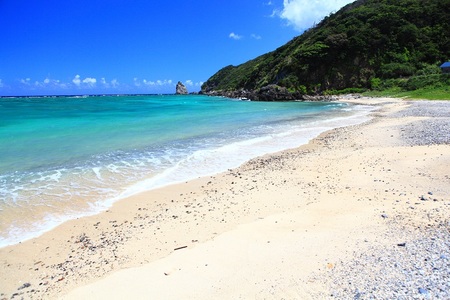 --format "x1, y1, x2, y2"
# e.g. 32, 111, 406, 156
201, 0, 450, 100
